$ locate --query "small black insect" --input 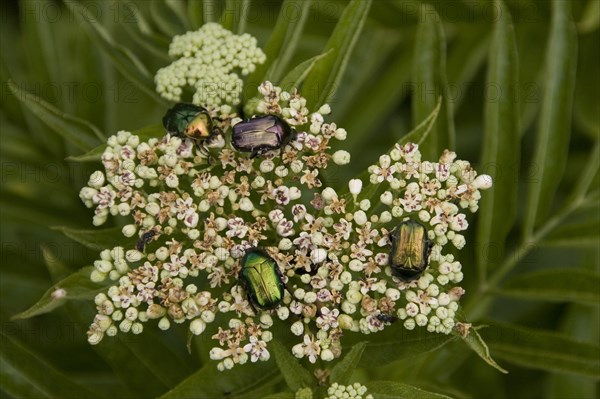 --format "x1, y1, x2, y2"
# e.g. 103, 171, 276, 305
136, 229, 158, 252
375, 313, 398, 324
